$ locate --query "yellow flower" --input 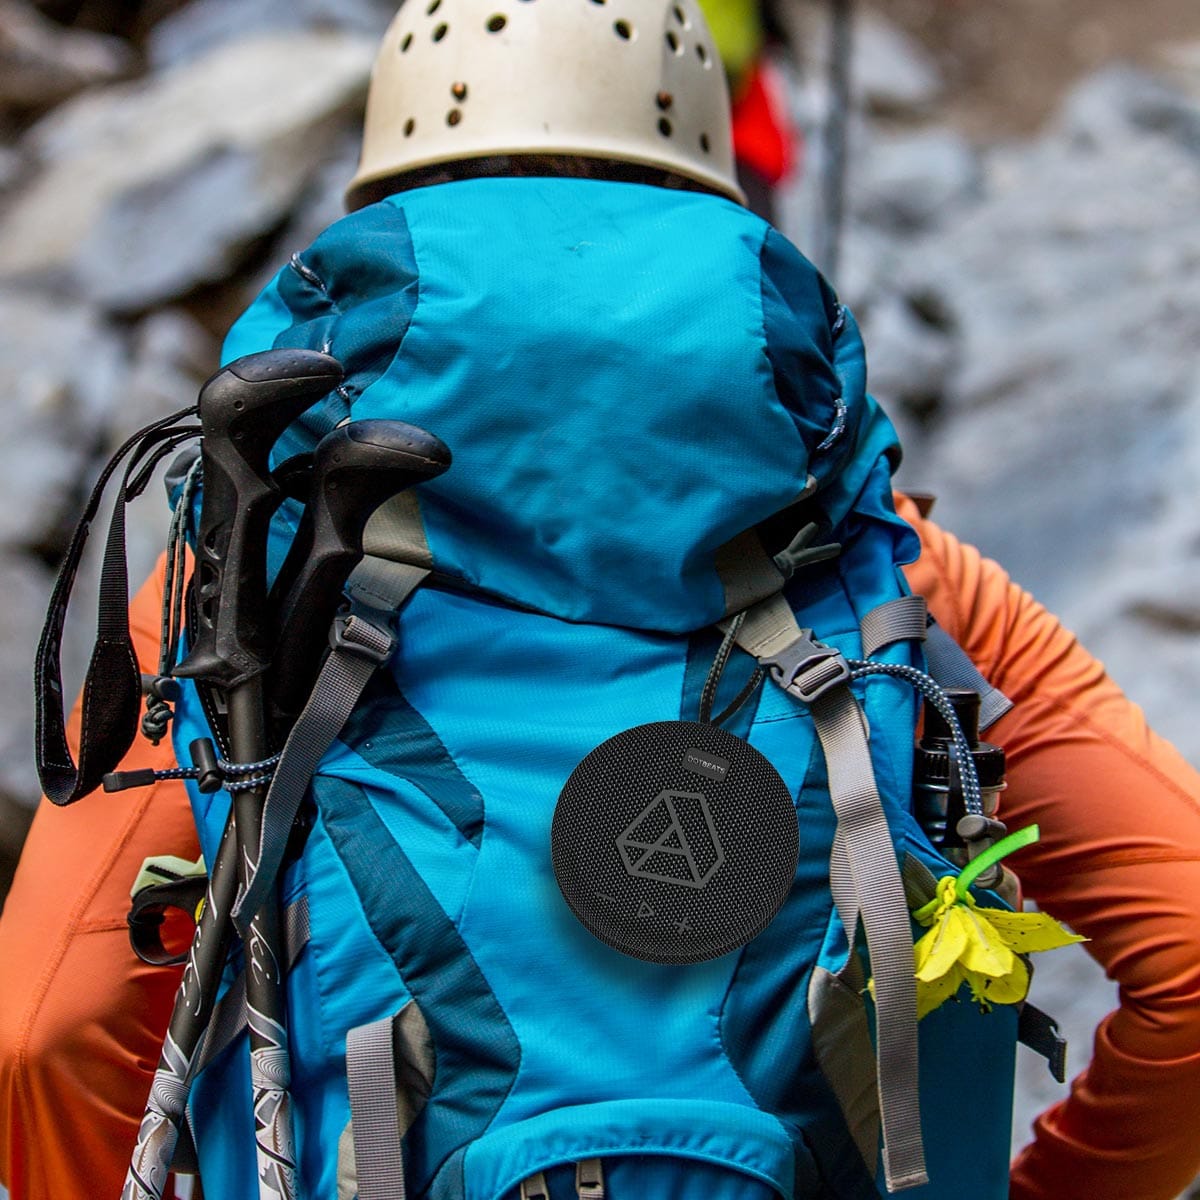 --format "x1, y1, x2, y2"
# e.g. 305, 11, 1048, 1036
913, 876, 1085, 1020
